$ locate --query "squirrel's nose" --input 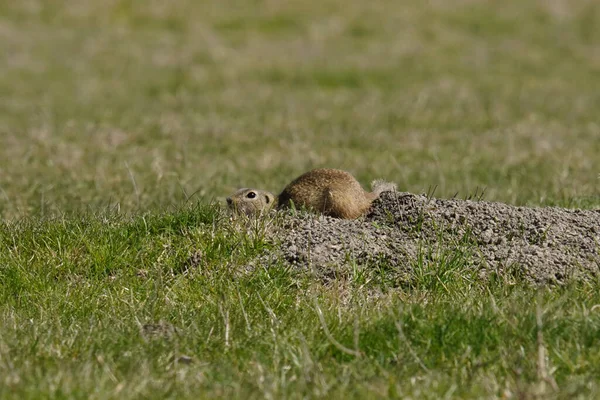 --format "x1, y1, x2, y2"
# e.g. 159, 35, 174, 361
226, 197, 232, 205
